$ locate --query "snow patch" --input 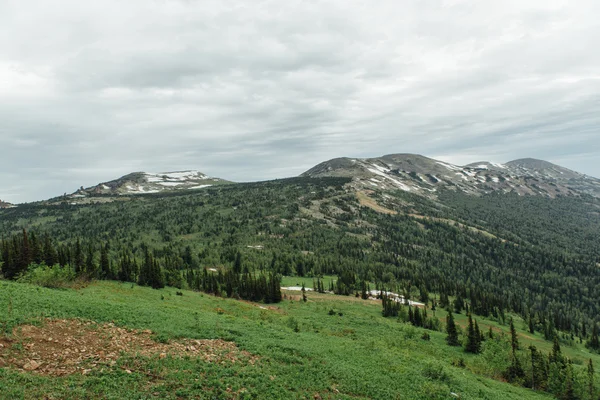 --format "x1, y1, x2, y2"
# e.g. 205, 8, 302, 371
436, 161, 462, 171
157, 181, 185, 187
281, 286, 314, 292
367, 164, 412, 192
188, 185, 212, 189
